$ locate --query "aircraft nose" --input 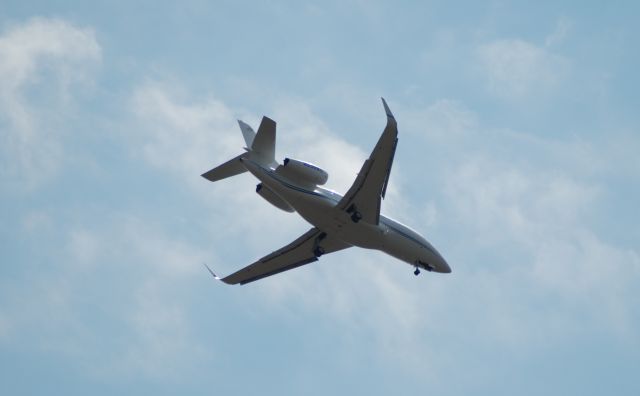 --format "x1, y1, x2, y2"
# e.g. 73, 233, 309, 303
434, 253, 451, 273
439, 258, 452, 273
